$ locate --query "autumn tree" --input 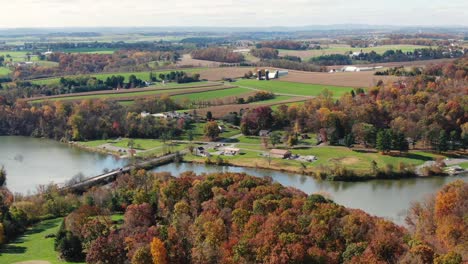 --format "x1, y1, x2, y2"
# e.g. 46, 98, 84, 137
151, 237, 168, 264
204, 121, 221, 141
